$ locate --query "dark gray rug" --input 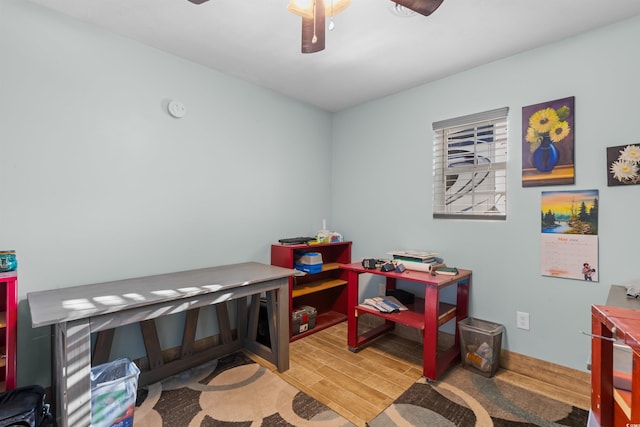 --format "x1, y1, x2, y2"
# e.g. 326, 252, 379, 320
368, 366, 589, 427
134, 352, 355, 426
